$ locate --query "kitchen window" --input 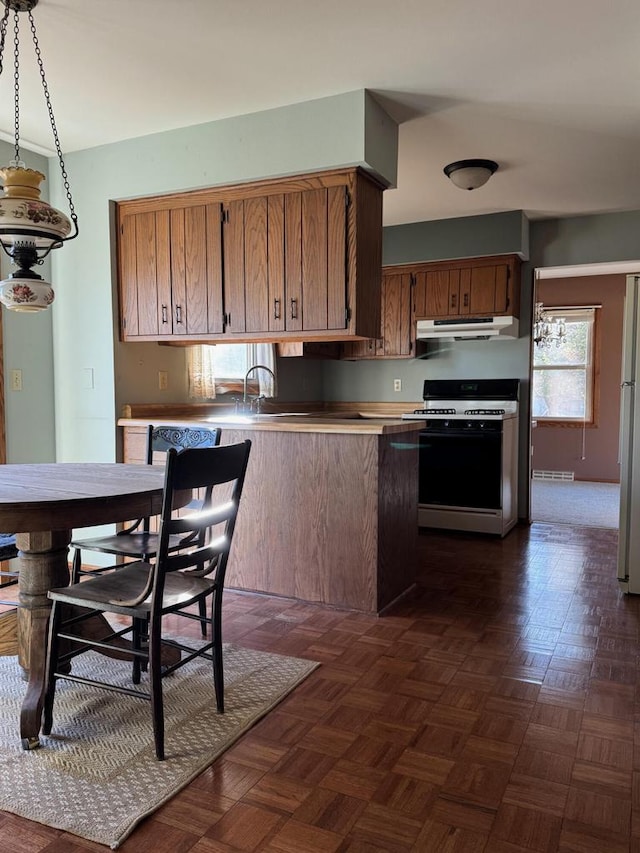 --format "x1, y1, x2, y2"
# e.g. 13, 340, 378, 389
187, 343, 276, 399
532, 307, 598, 425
